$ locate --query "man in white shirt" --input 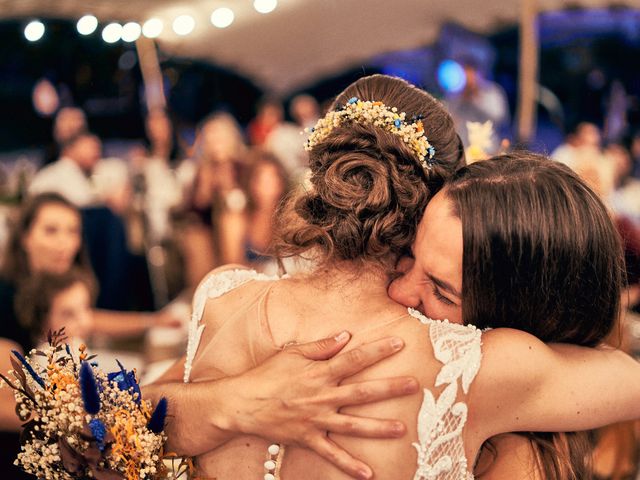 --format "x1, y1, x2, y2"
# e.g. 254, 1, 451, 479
30, 132, 102, 207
